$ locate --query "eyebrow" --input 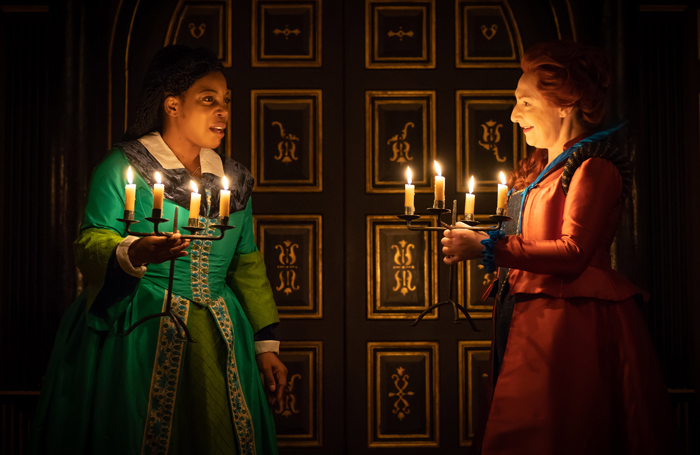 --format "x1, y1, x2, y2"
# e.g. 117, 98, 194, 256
198, 89, 221, 94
